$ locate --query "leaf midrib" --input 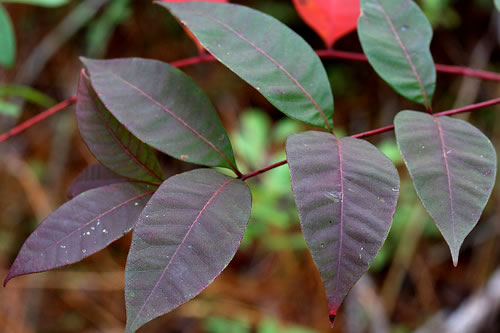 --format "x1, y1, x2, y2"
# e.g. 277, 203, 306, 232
129, 178, 235, 330
435, 118, 457, 251
90, 68, 237, 172
332, 137, 345, 314
373, 0, 430, 109
185, 9, 333, 131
